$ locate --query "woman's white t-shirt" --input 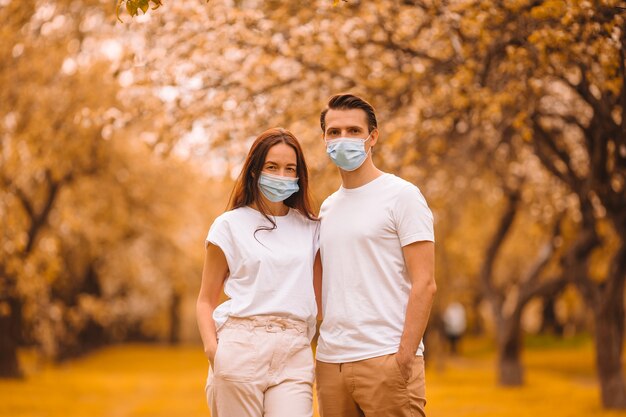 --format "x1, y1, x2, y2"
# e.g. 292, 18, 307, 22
205, 206, 319, 340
